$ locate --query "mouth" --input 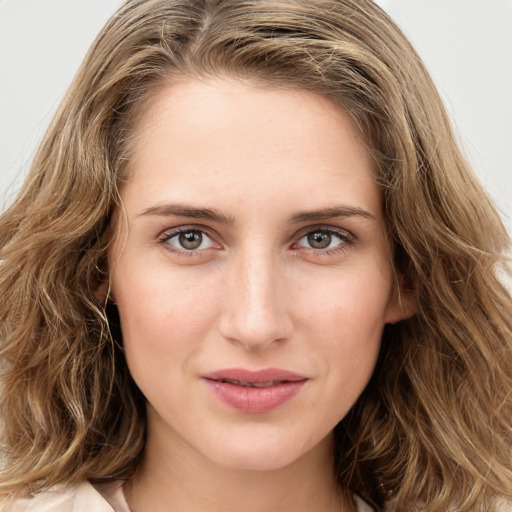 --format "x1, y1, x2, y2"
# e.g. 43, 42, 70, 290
202, 368, 308, 414
213, 378, 293, 388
